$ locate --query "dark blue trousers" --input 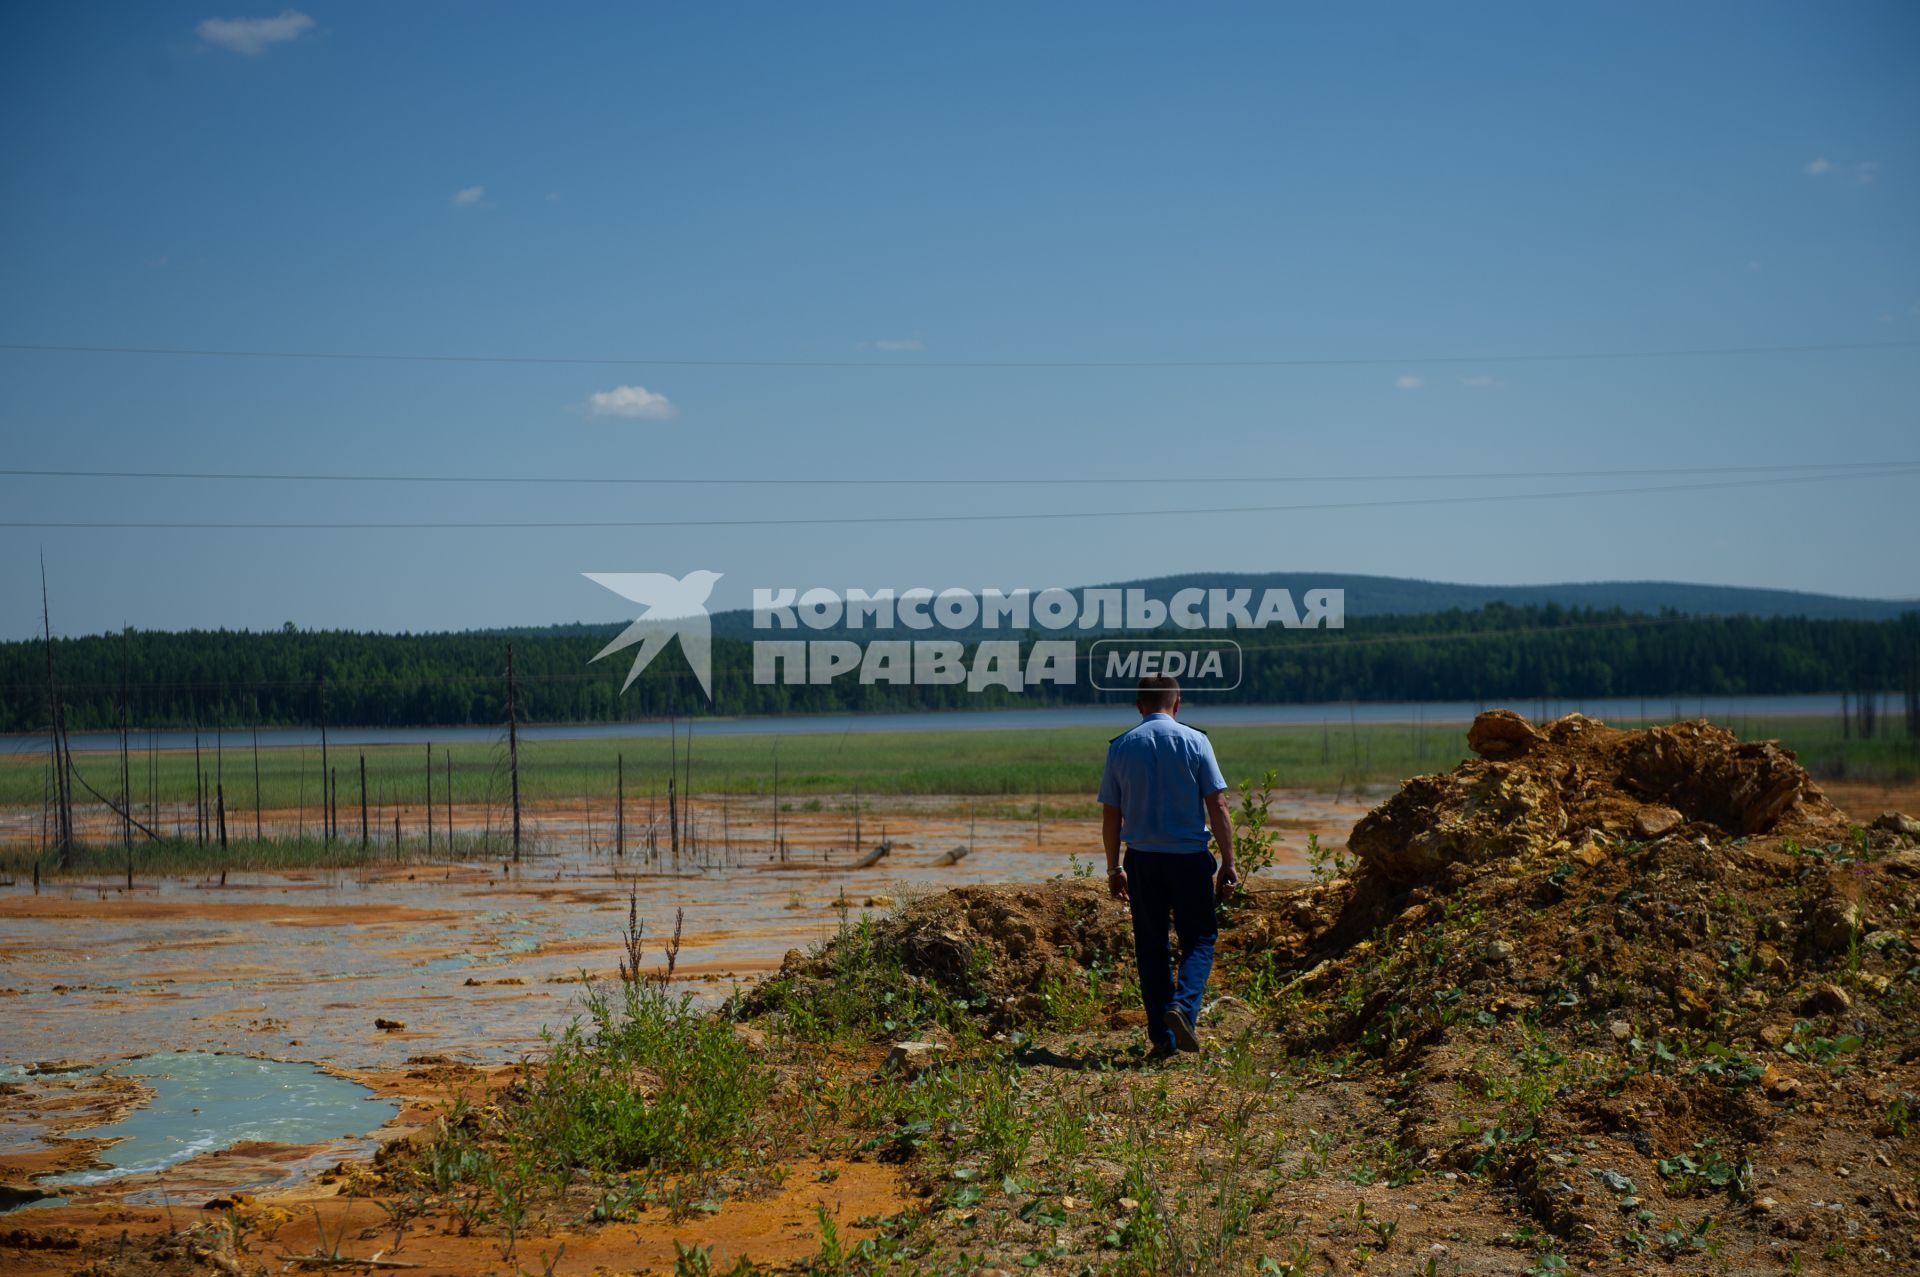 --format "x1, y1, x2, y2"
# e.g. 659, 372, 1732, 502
1125, 849, 1218, 1050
